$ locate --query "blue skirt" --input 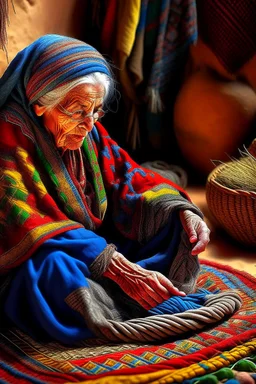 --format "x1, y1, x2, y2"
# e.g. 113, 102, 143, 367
4, 214, 199, 344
